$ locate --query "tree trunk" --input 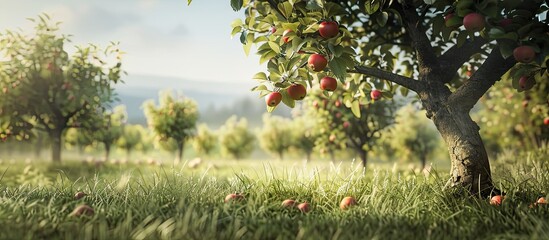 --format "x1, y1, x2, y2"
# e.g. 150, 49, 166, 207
278, 151, 284, 161
432, 106, 496, 197
126, 148, 131, 162
104, 143, 111, 162
305, 151, 312, 163
50, 129, 62, 163
359, 149, 368, 168
176, 141, 184, 164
